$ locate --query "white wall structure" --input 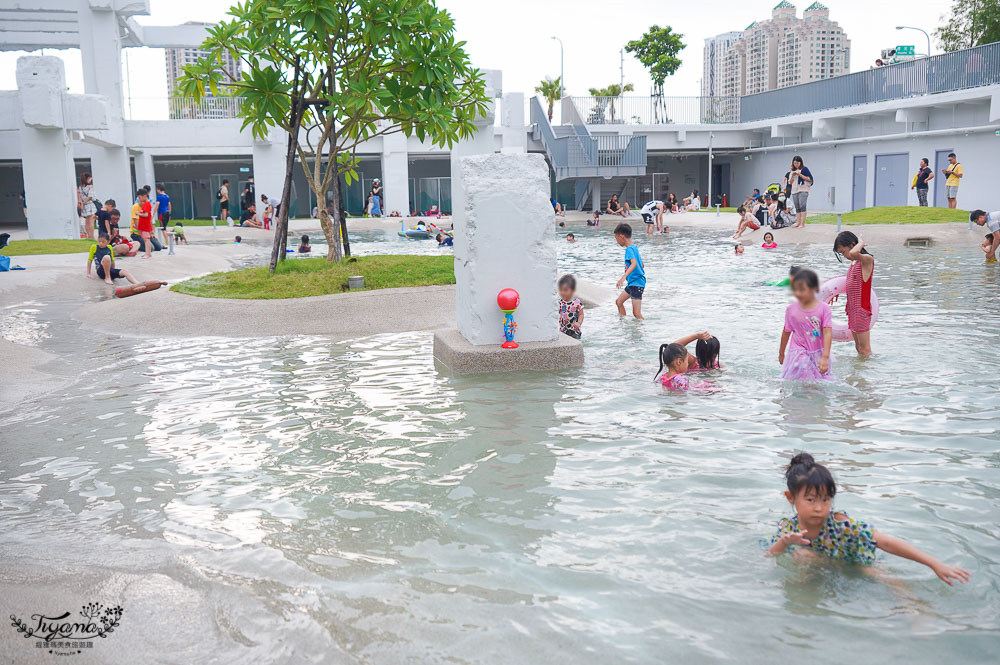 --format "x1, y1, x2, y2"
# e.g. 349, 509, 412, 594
12, 56, 108, 238
453, 152, 556, 345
